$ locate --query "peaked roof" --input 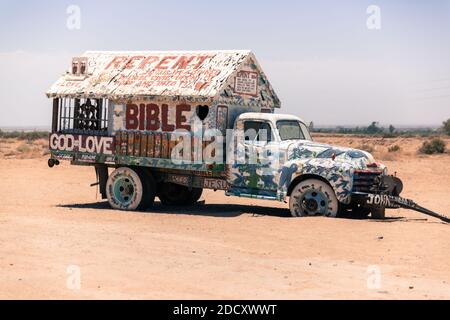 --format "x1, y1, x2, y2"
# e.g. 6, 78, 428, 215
46, 50, 279, 105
